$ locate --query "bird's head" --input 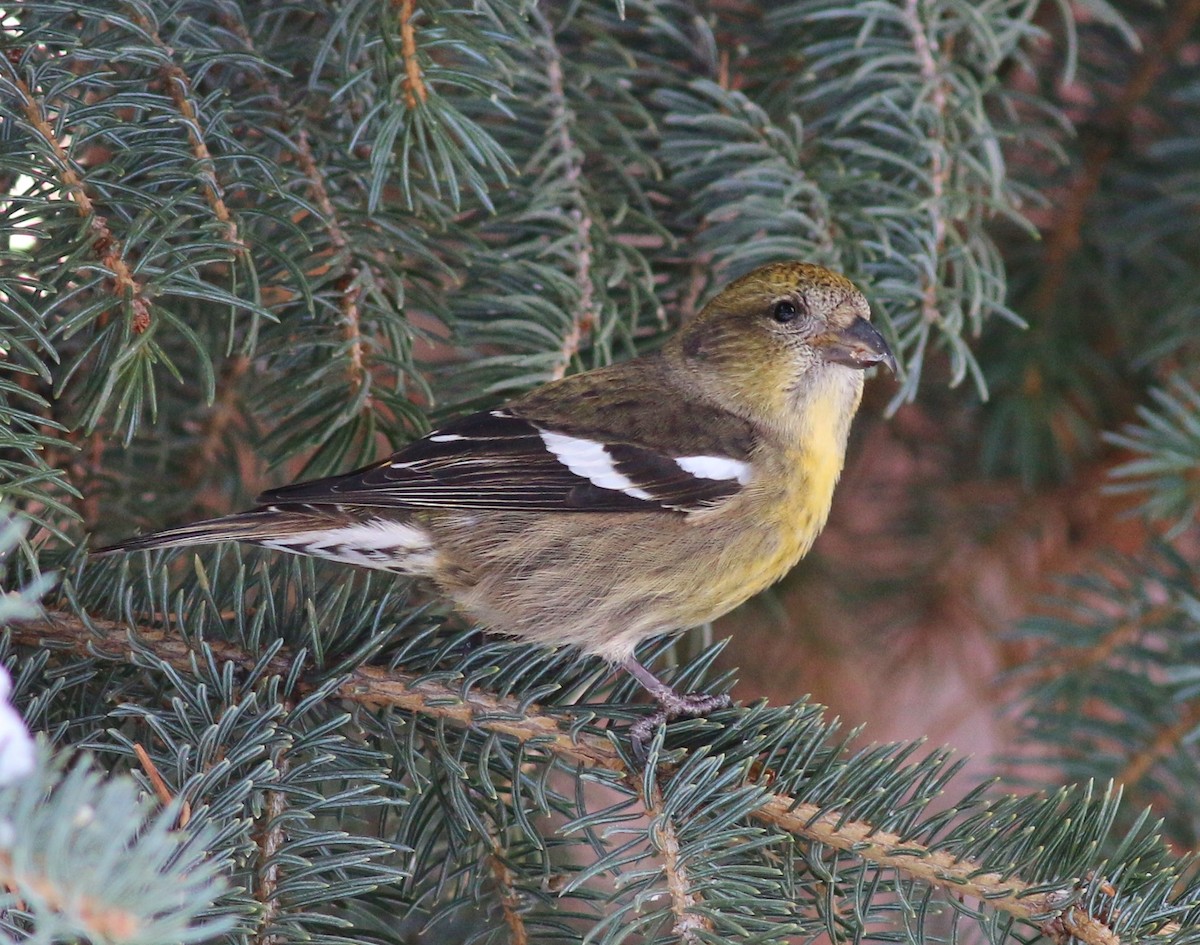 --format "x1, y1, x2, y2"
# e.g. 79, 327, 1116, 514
667, 261, 895, 430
